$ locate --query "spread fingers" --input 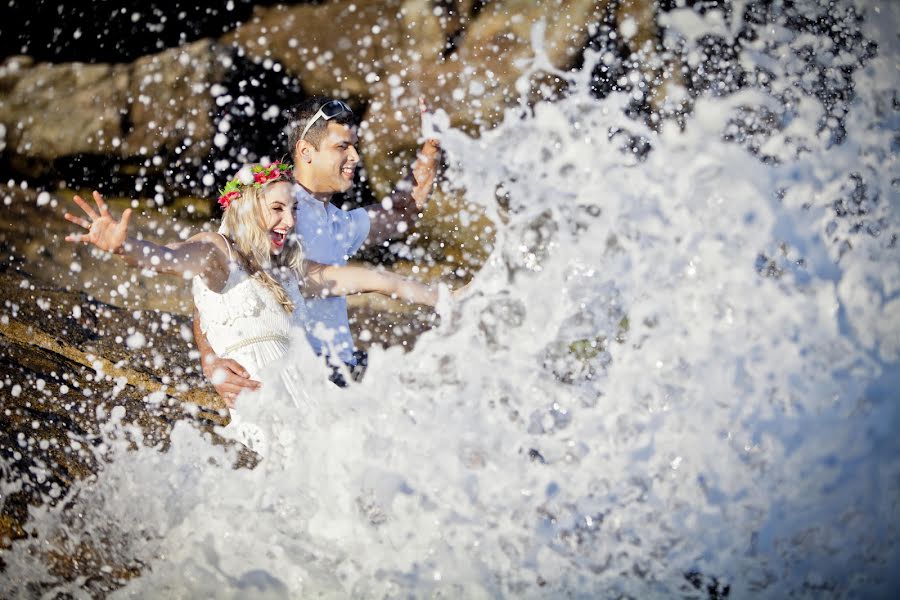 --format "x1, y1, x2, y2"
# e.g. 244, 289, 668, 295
72, 194, 98, 219
92, 190, 109, 215
64, 212, 91, 229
